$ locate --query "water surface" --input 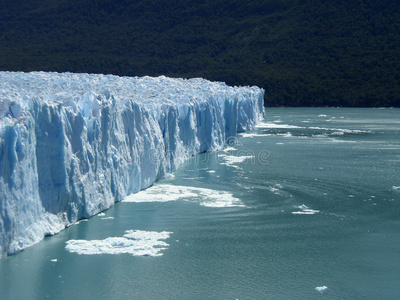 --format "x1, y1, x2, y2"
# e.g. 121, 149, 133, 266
1, 108, 399, 299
